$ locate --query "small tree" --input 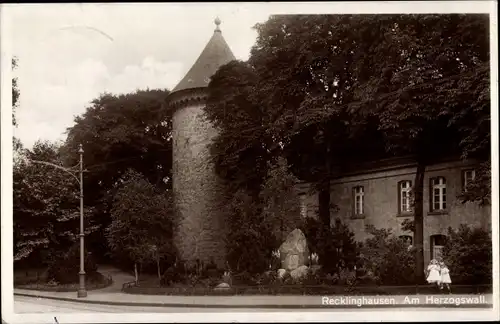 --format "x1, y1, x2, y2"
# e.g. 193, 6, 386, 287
106, 170, 175, 284
224, 188, 274, 274
441, 225, 492, 285
259, 157, 303, 244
